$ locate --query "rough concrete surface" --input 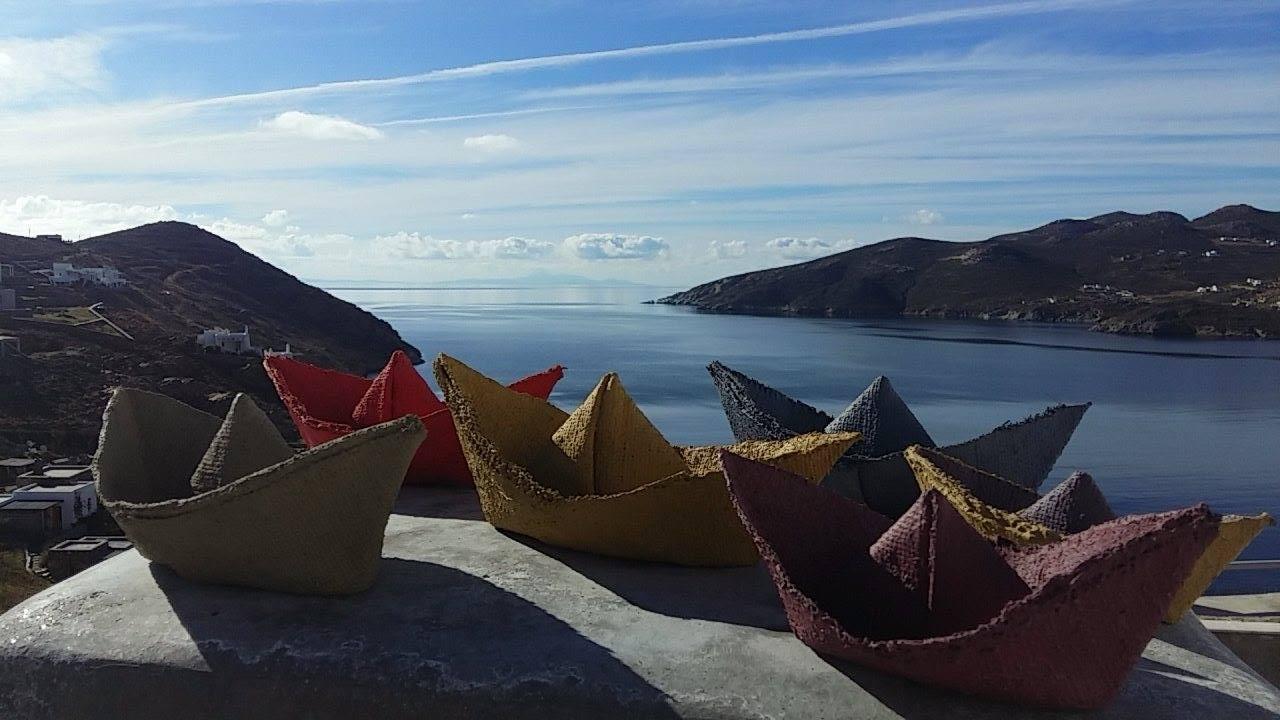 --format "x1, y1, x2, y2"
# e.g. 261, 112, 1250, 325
0, 487, 1277, 719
